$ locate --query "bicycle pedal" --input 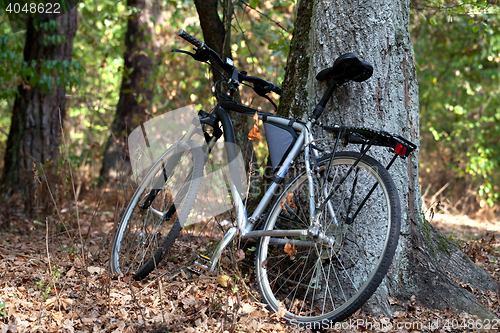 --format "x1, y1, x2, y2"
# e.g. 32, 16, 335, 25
187, 254, 211, 275
197, 254, 211, 264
